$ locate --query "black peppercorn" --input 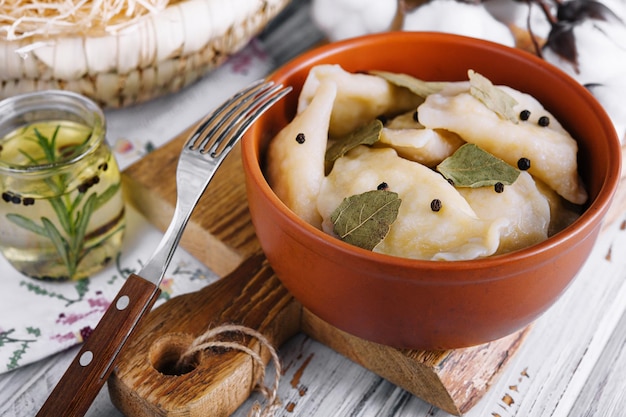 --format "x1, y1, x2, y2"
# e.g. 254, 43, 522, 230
2, 192, 11, 203
494, 182, 504, 193
295, 133, 305, 144
517, 157, 531, 171
99, 162, 108, 171
519, 110, 531, 121
430, 199, 442, 212
23, 197, 35, 206
538, 116, 550, 127
377, 182, 389, 191
11, 195, 21, 204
